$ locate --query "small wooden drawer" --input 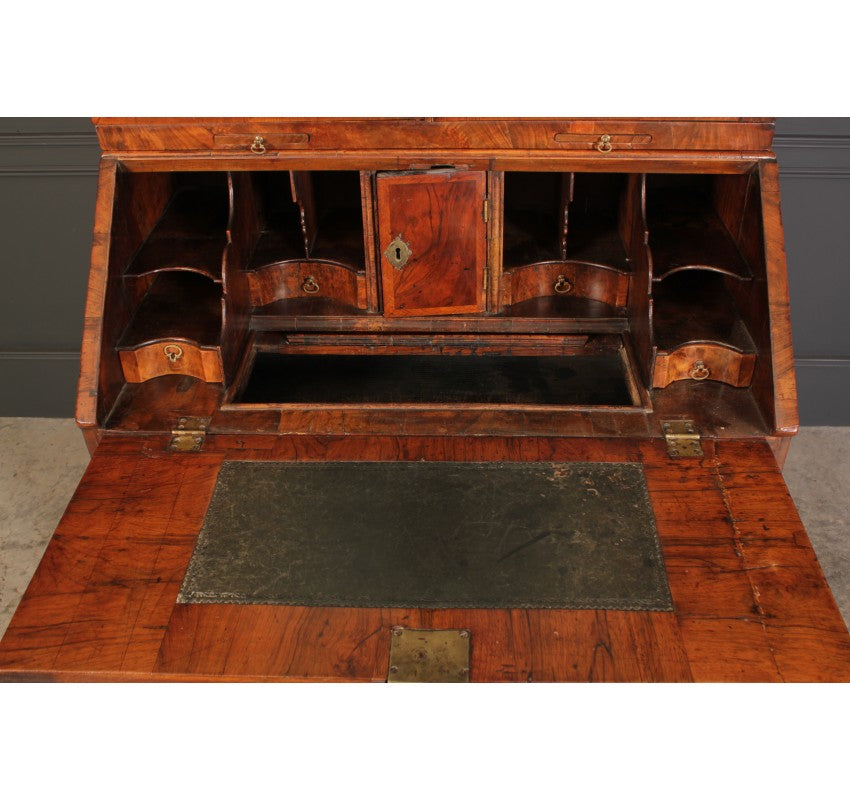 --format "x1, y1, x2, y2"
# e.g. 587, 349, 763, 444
213, 132, 311, 153
653, 343, 756, 389
553, 132, 654, 151
93, 118, 775, 154
119, 341, 223, 383
248, 261, 367, 310
502, 262, 630, 308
